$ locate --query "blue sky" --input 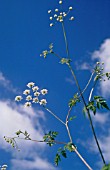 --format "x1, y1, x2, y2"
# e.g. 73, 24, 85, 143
0, 0, 110, 170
